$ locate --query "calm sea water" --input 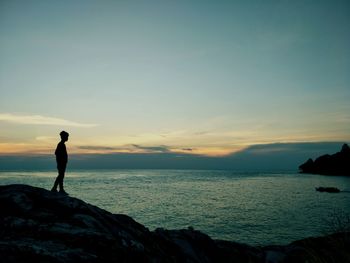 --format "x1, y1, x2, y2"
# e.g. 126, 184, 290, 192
1, 170, 349, 245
